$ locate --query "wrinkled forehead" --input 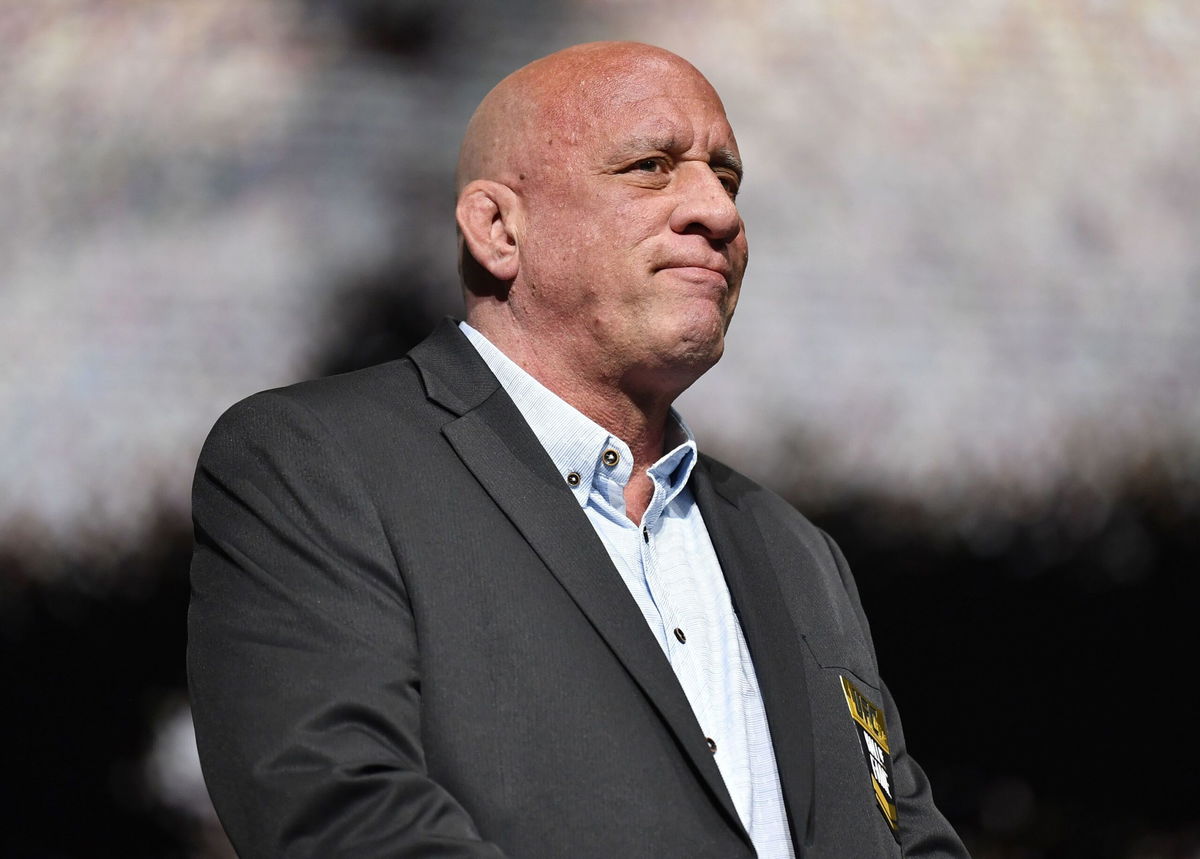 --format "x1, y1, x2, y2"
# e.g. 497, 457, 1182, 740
534, 56, 737, 153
